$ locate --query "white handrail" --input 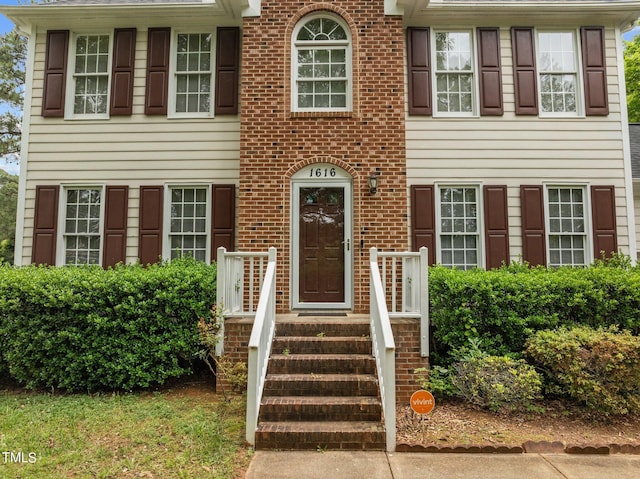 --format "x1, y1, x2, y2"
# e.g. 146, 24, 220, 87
245, 247, 277, 446
370, 247, 396, 453
377, 247, 429, 356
